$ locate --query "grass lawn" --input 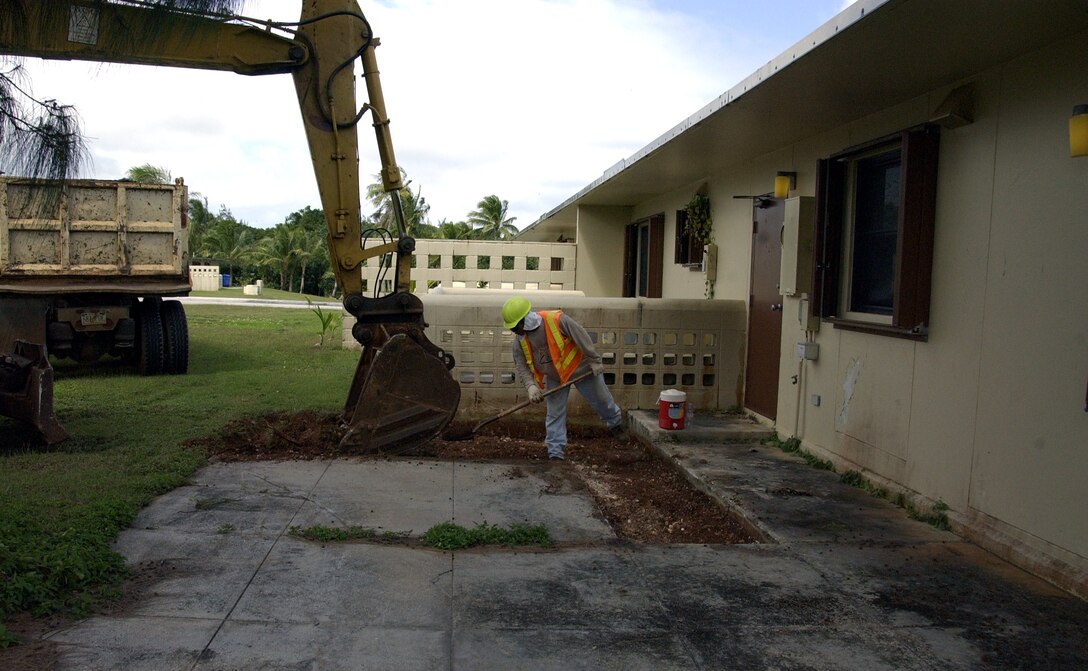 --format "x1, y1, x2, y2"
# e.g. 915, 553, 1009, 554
0, 304, 359, 645
188, 287, 336, 302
